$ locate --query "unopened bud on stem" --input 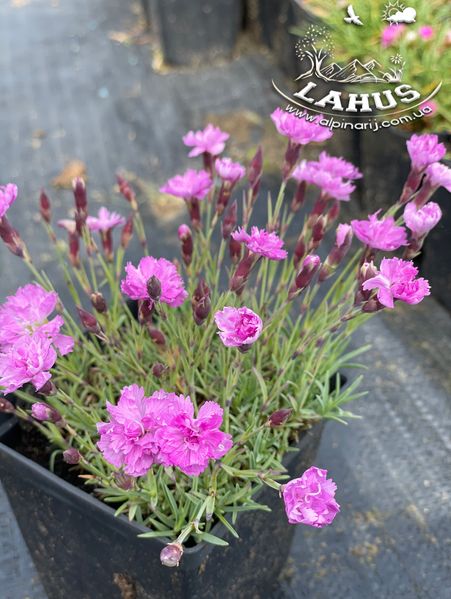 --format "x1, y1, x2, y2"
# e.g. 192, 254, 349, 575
160, 542, 184, 568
